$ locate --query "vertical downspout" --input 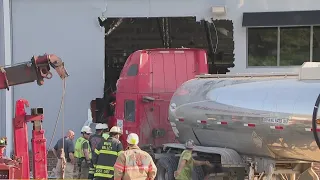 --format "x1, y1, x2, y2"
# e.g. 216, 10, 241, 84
3, 0, 13, 157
